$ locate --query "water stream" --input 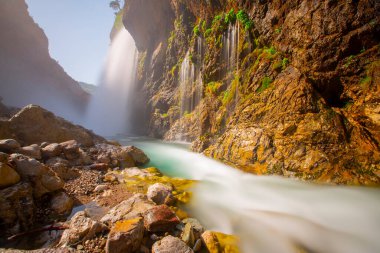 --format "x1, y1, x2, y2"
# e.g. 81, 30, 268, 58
120, 137, 380, 253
